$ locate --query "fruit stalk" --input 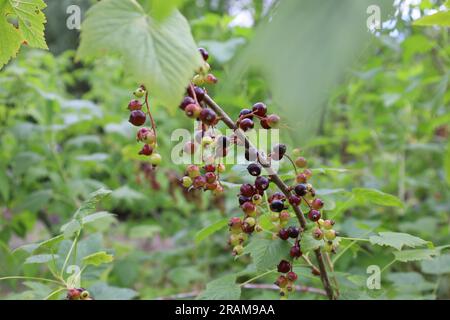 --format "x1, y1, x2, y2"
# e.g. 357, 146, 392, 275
202, 93, 335, 300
